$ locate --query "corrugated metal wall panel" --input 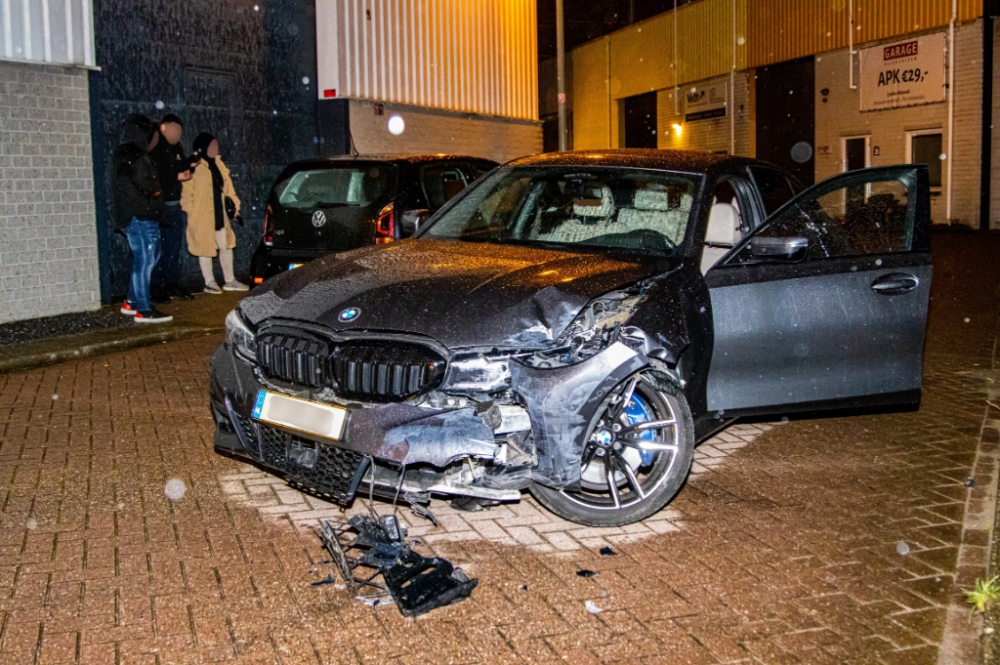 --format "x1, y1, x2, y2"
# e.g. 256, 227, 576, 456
677, 0, 747, 83
747, 0, 848, 68
606, 0, 747, 101
748, 0, 981, 69
0, 0, 94, 66
856, 0, 980, 44
609, 13, 673, 100
571, 38, 611, 149
316, 0, 537, 121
